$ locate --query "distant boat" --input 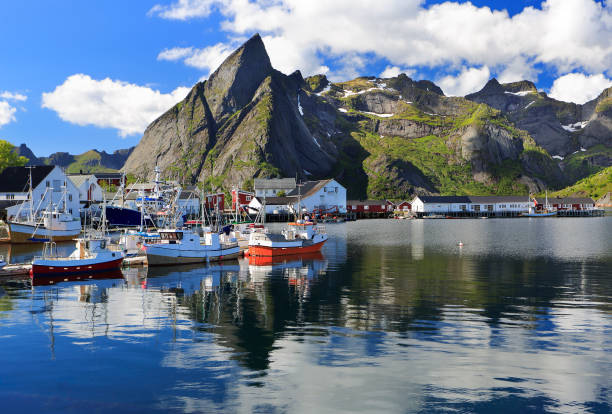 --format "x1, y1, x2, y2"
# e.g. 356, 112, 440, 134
522, 191, 557, 217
